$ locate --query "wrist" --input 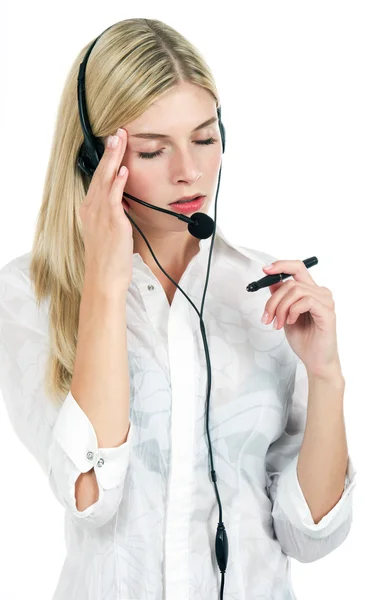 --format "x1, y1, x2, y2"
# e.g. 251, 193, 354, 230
82, 276, 128, 303
80, 281, 127, 319
307, 365, 345, 389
